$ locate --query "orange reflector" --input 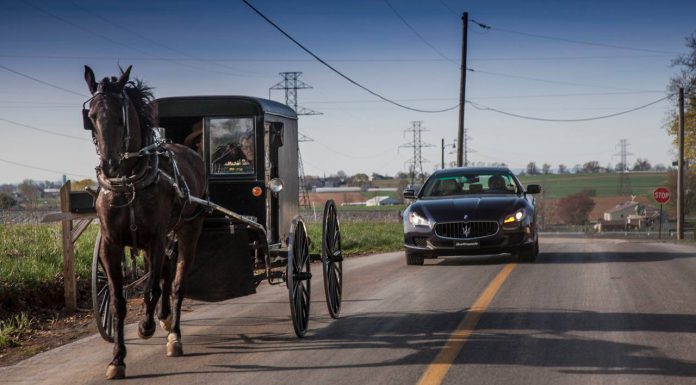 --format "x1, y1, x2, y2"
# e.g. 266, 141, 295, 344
503, 216, 515, 224
252, 186, 263, 197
